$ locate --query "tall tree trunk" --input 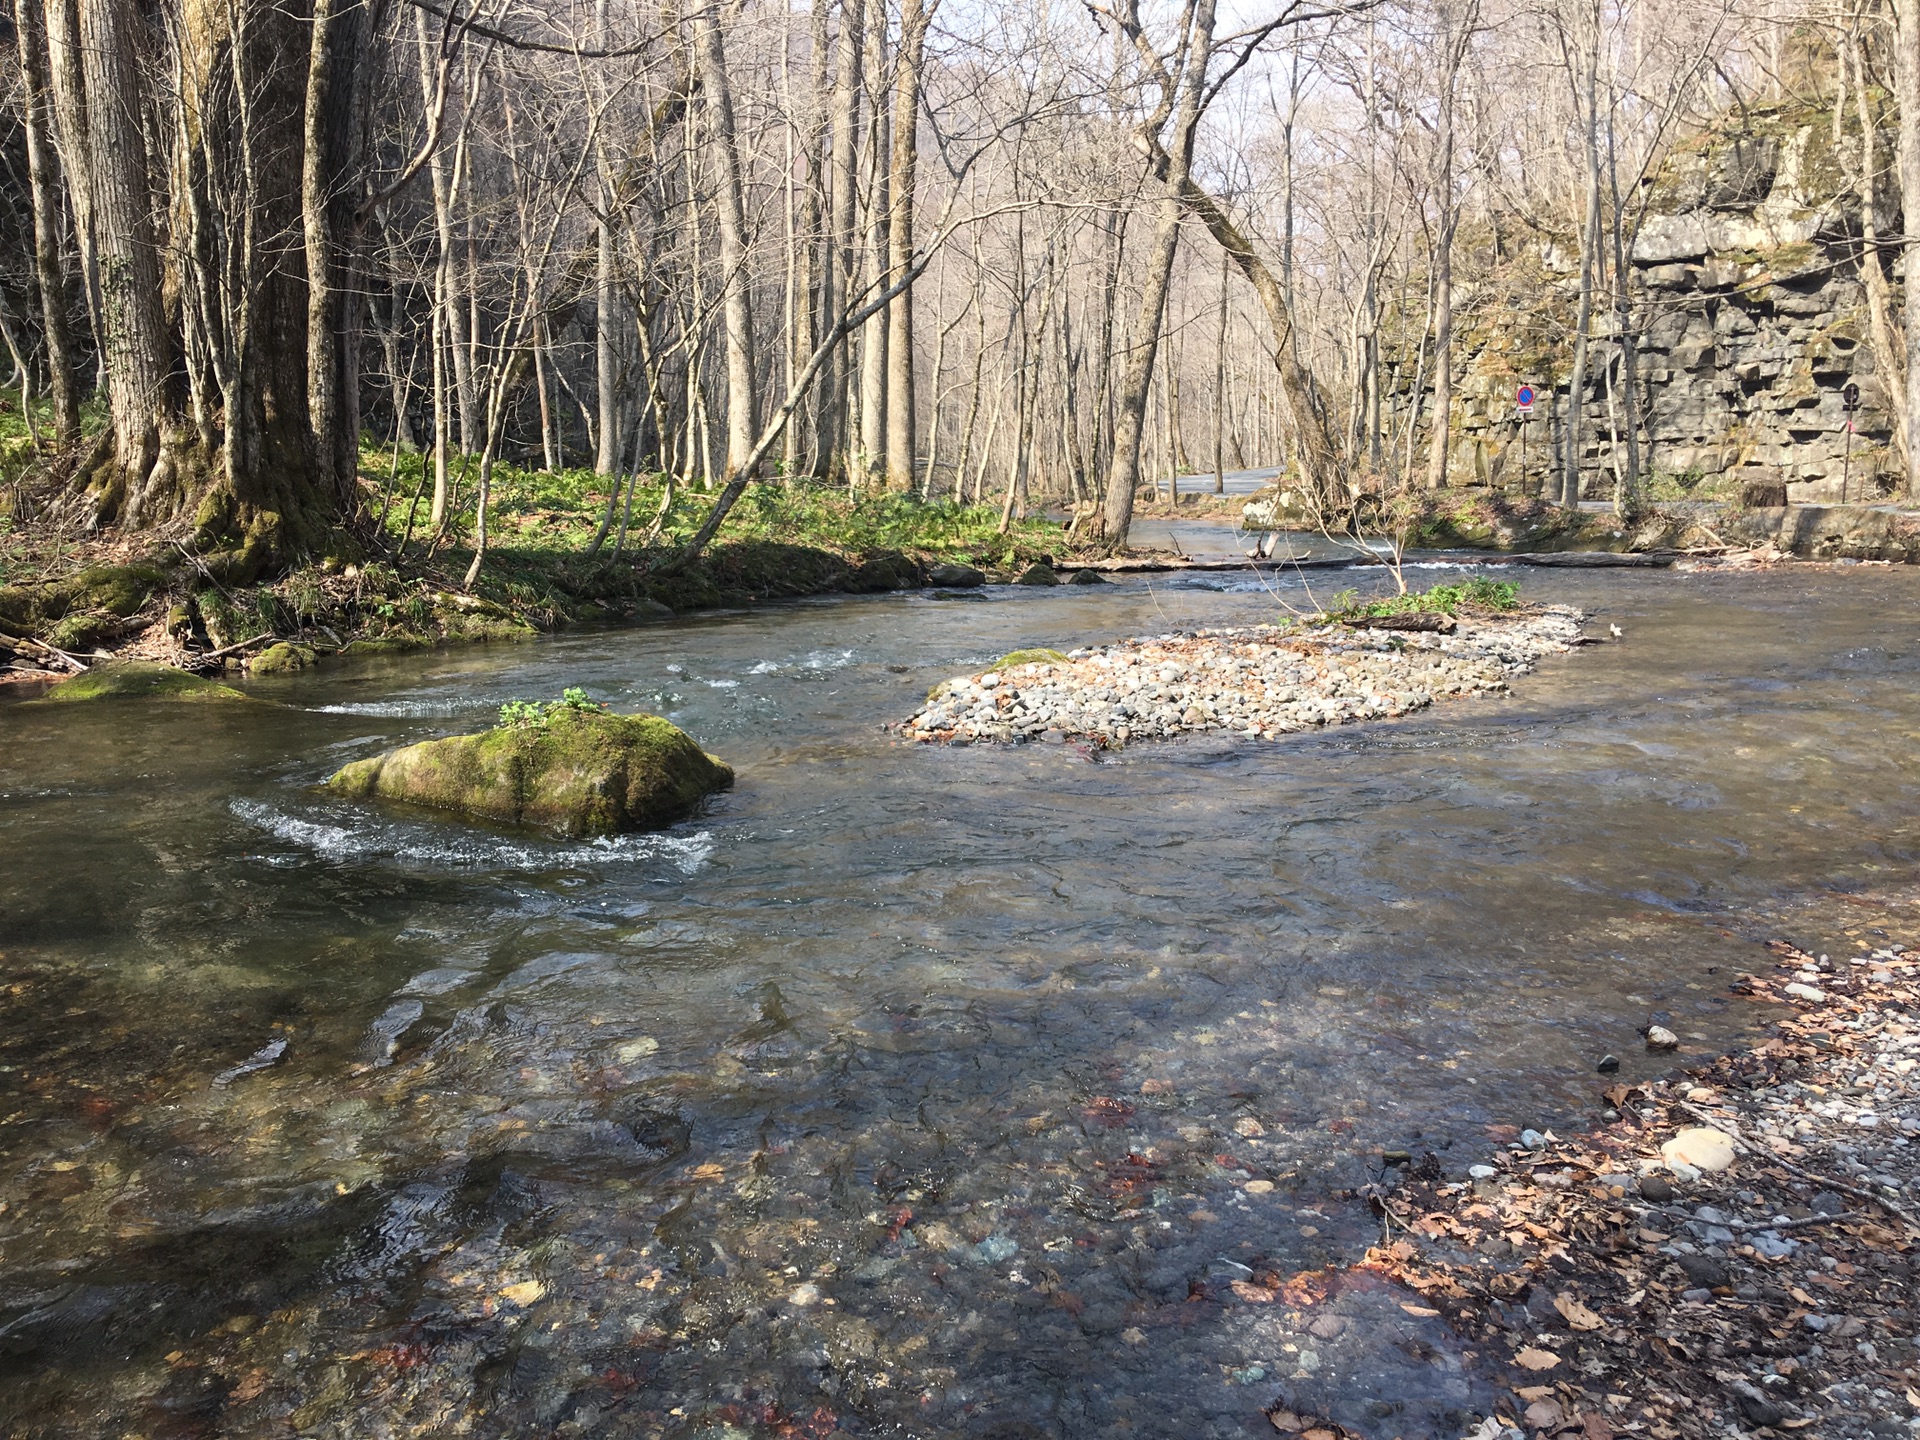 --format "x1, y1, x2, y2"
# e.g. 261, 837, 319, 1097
692, 2, 759, 479
883, 0, 933, 490
593, 0, 620, 475
77, 0, 167, 515
1101, 173, 1187, 546
821, 0, 863, 481
14, 0, 80, 444
40, 0, 99, 350
1560, 0, 1603, 509
1424, 0, 1468, 492
1895, 0, 1920, 497
1604, 83, 1643, 516
303, 0, 369, 505
857, 0, 890, 485
794, 0, 831, 475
